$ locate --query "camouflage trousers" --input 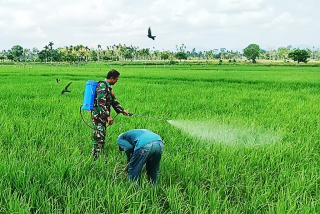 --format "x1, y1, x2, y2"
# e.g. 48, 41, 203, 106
91, 117, 106, 150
